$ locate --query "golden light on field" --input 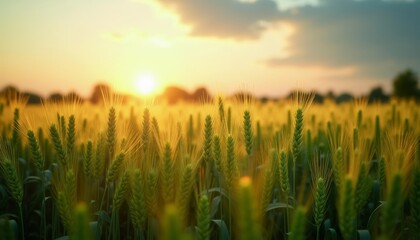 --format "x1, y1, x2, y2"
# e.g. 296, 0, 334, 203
135, 73, 157, 96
